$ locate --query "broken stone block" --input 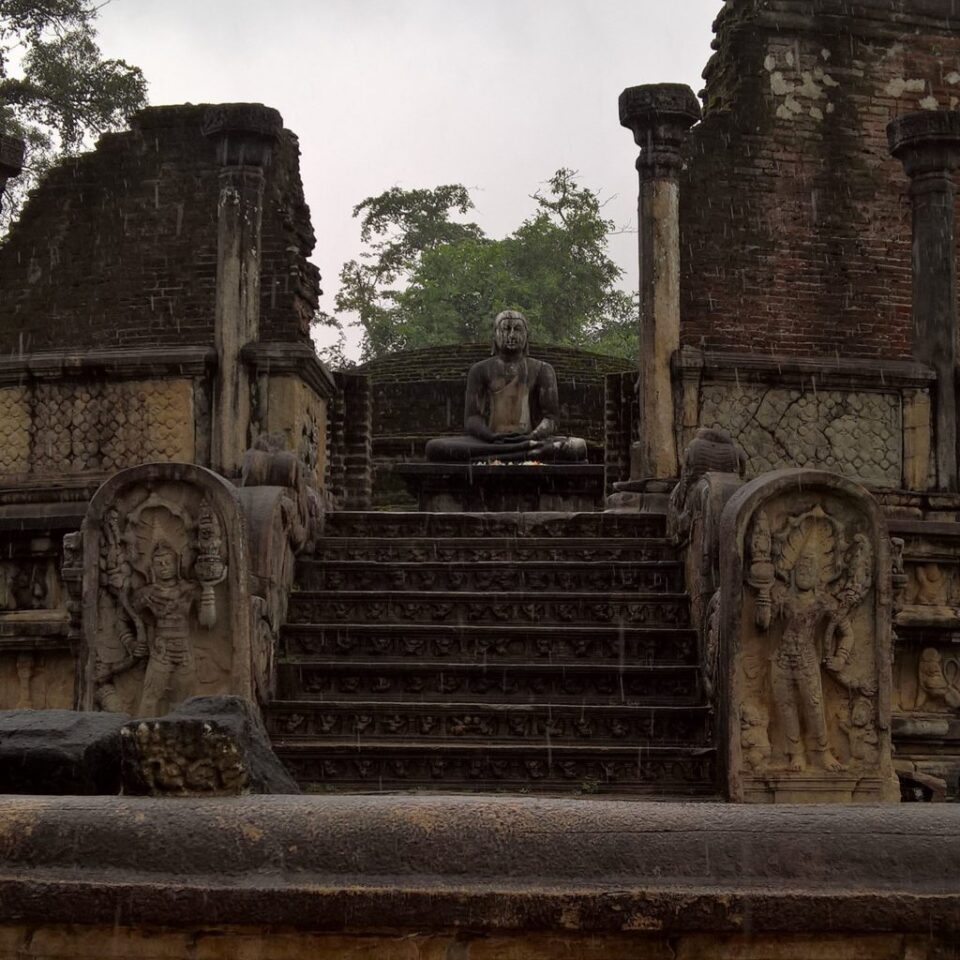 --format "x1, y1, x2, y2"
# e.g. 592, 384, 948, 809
0, 709, 129, 795
120, 695, 299, 796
